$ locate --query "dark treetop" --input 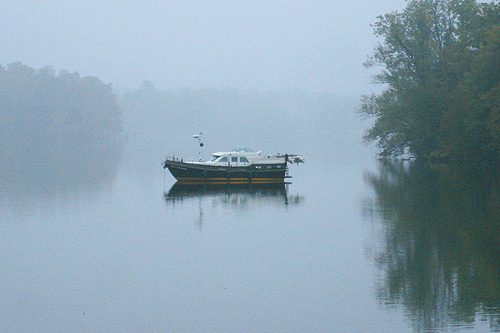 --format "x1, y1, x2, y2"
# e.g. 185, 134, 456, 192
362, 0, 500, 162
